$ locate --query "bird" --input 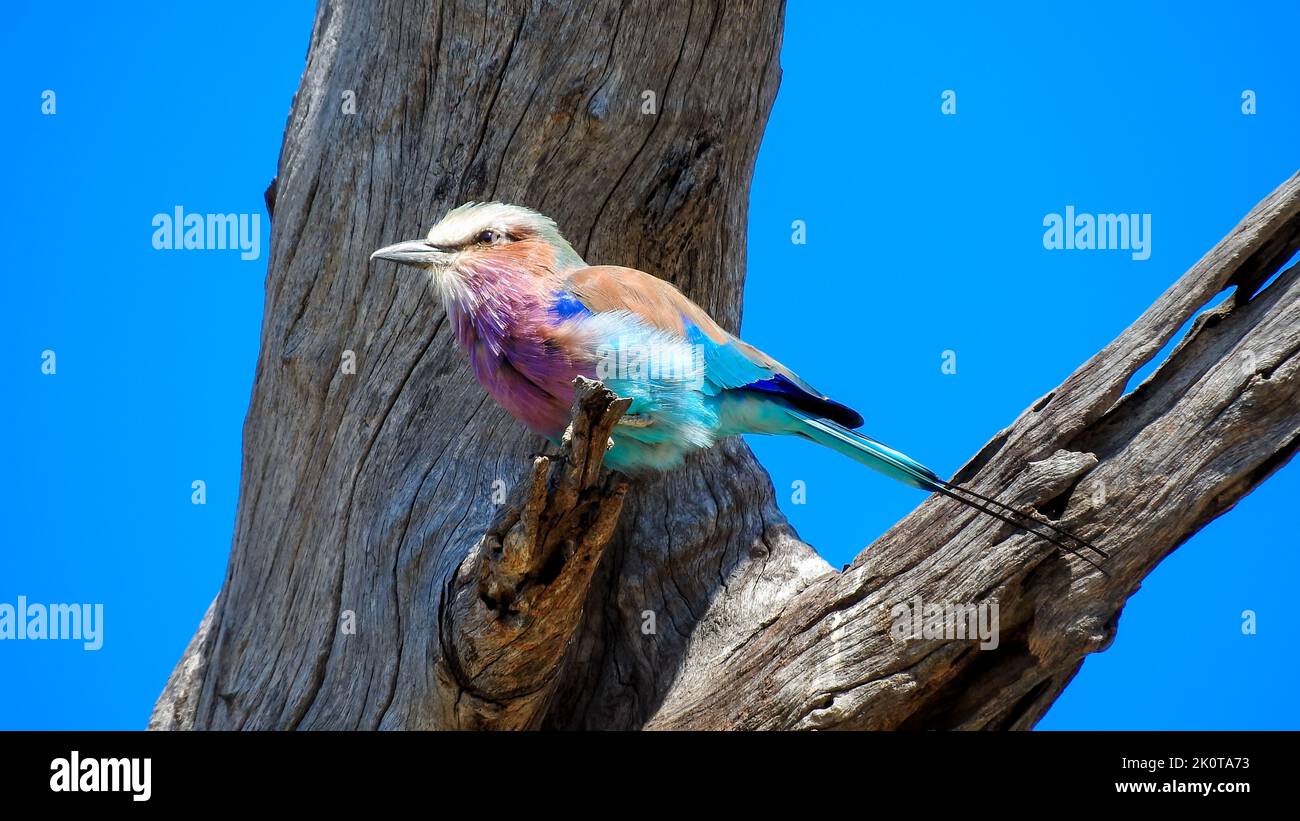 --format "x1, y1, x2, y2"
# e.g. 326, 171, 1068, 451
371, 202, 1107, 571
